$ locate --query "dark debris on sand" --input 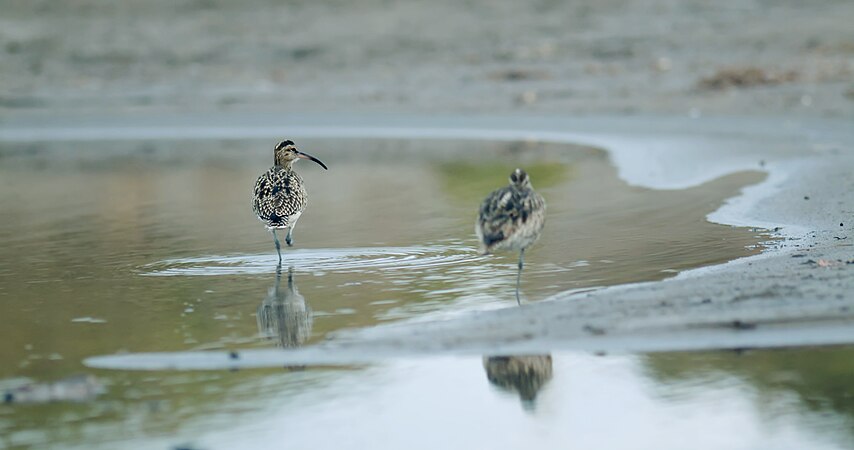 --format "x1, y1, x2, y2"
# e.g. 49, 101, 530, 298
699, 67, 799, 90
